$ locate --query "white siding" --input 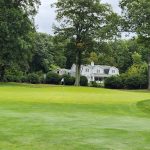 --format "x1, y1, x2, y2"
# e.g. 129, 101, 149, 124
69, 63, 119, 83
